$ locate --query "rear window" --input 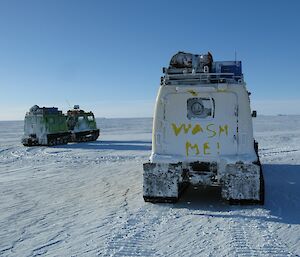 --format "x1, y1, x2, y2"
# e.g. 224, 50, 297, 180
187, 97, 214, 119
